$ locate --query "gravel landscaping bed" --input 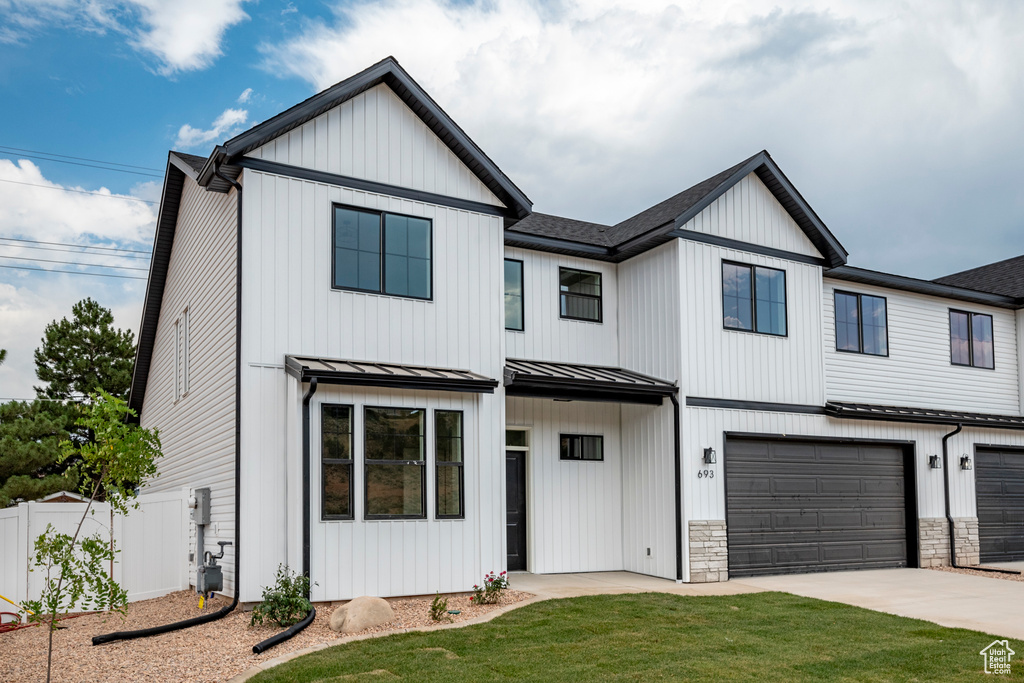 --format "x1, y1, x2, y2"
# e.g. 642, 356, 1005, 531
930, 565, 1024, 582
0, 588, 533, 683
